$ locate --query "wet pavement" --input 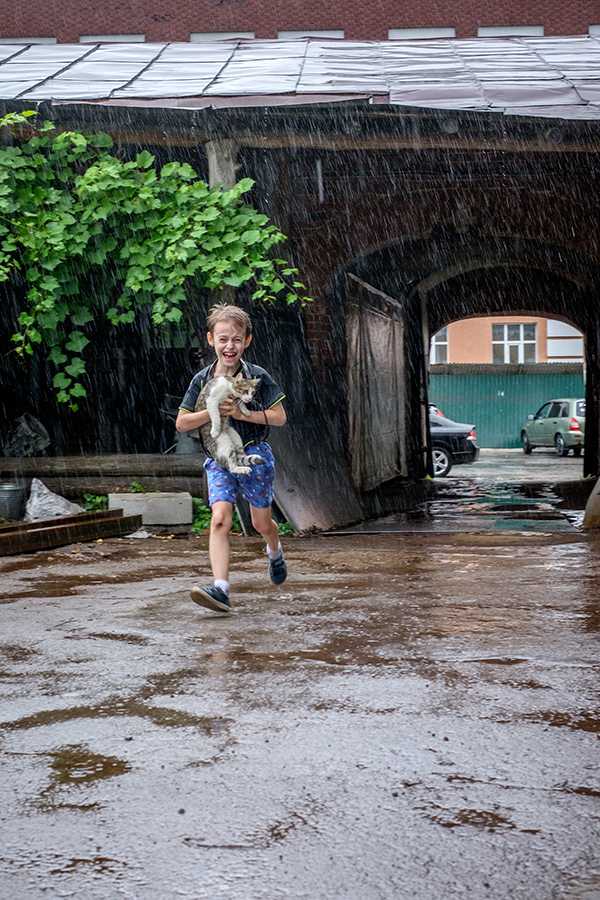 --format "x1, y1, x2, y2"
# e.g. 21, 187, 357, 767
1, 458, 599, 899
335, 449, 591, 534
447, 448, 585, 485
